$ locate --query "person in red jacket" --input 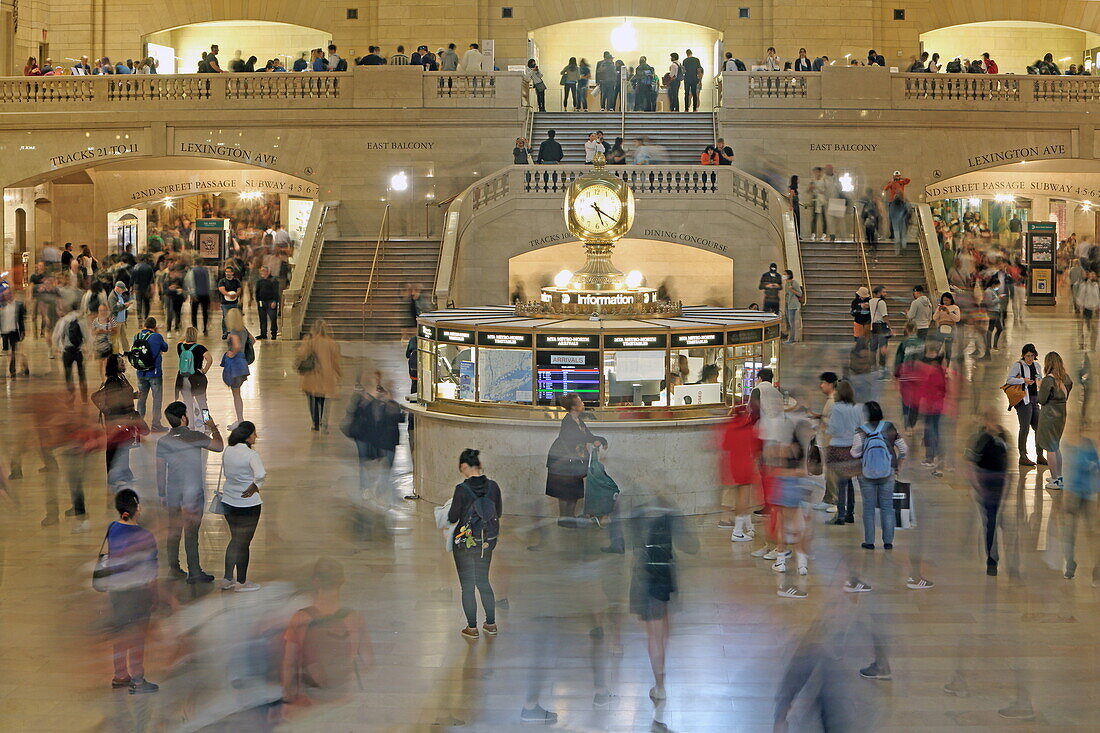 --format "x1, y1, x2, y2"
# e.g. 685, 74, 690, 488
982, 52, 998, 75
914, 346, 950, 477
717, 404, 762, 541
